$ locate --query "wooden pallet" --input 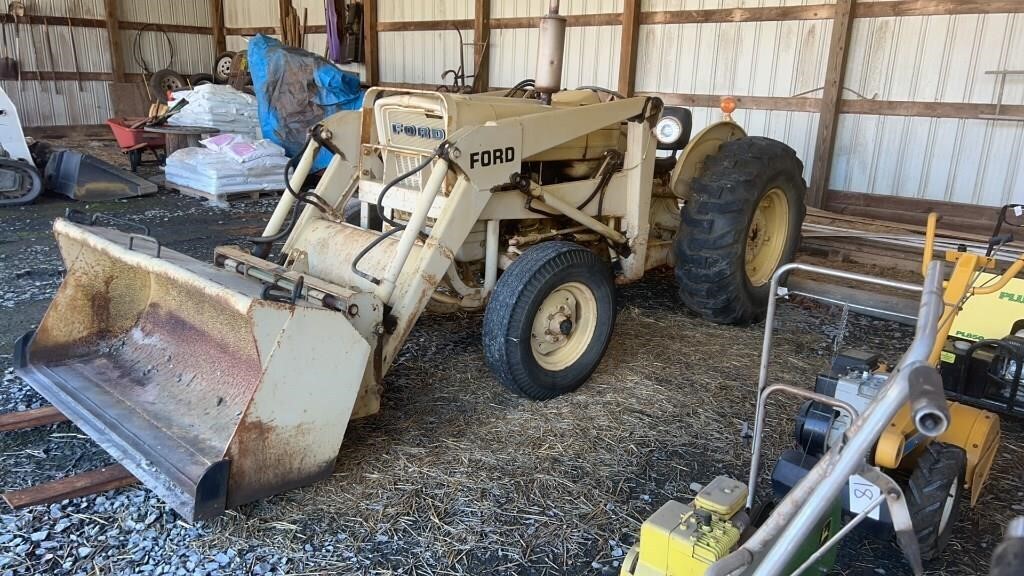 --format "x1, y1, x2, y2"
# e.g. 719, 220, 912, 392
1, 406, 139, 509
167, 183, 282, 208
0, 406, 68, 432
